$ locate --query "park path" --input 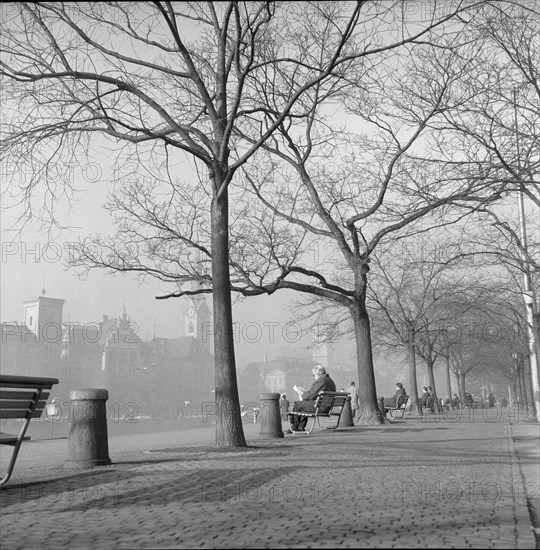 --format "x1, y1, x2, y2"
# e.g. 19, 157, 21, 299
0, 411, 538, 549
